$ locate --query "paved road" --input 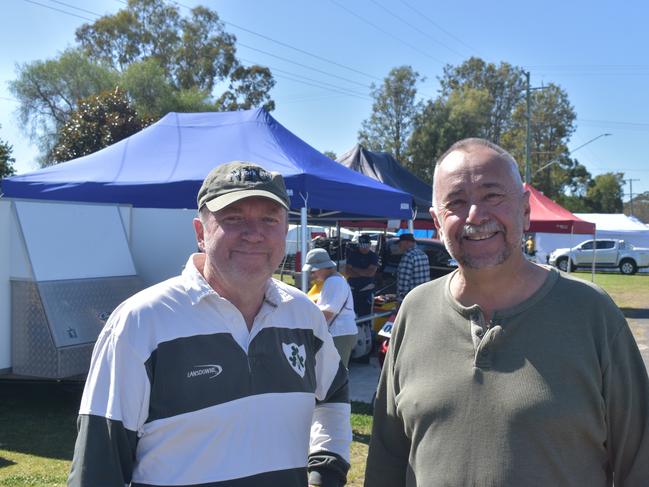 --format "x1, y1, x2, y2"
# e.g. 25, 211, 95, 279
627, 313, 649, 369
